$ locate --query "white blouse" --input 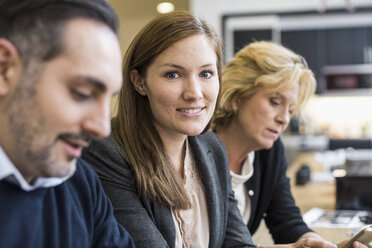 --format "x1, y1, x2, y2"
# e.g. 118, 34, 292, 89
172, 139, 210, 248
230, 152, 255, 224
